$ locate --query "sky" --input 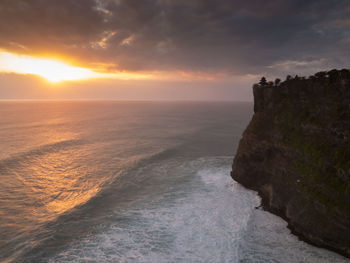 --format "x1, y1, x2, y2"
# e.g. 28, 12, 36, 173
0, 0, 349, 101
